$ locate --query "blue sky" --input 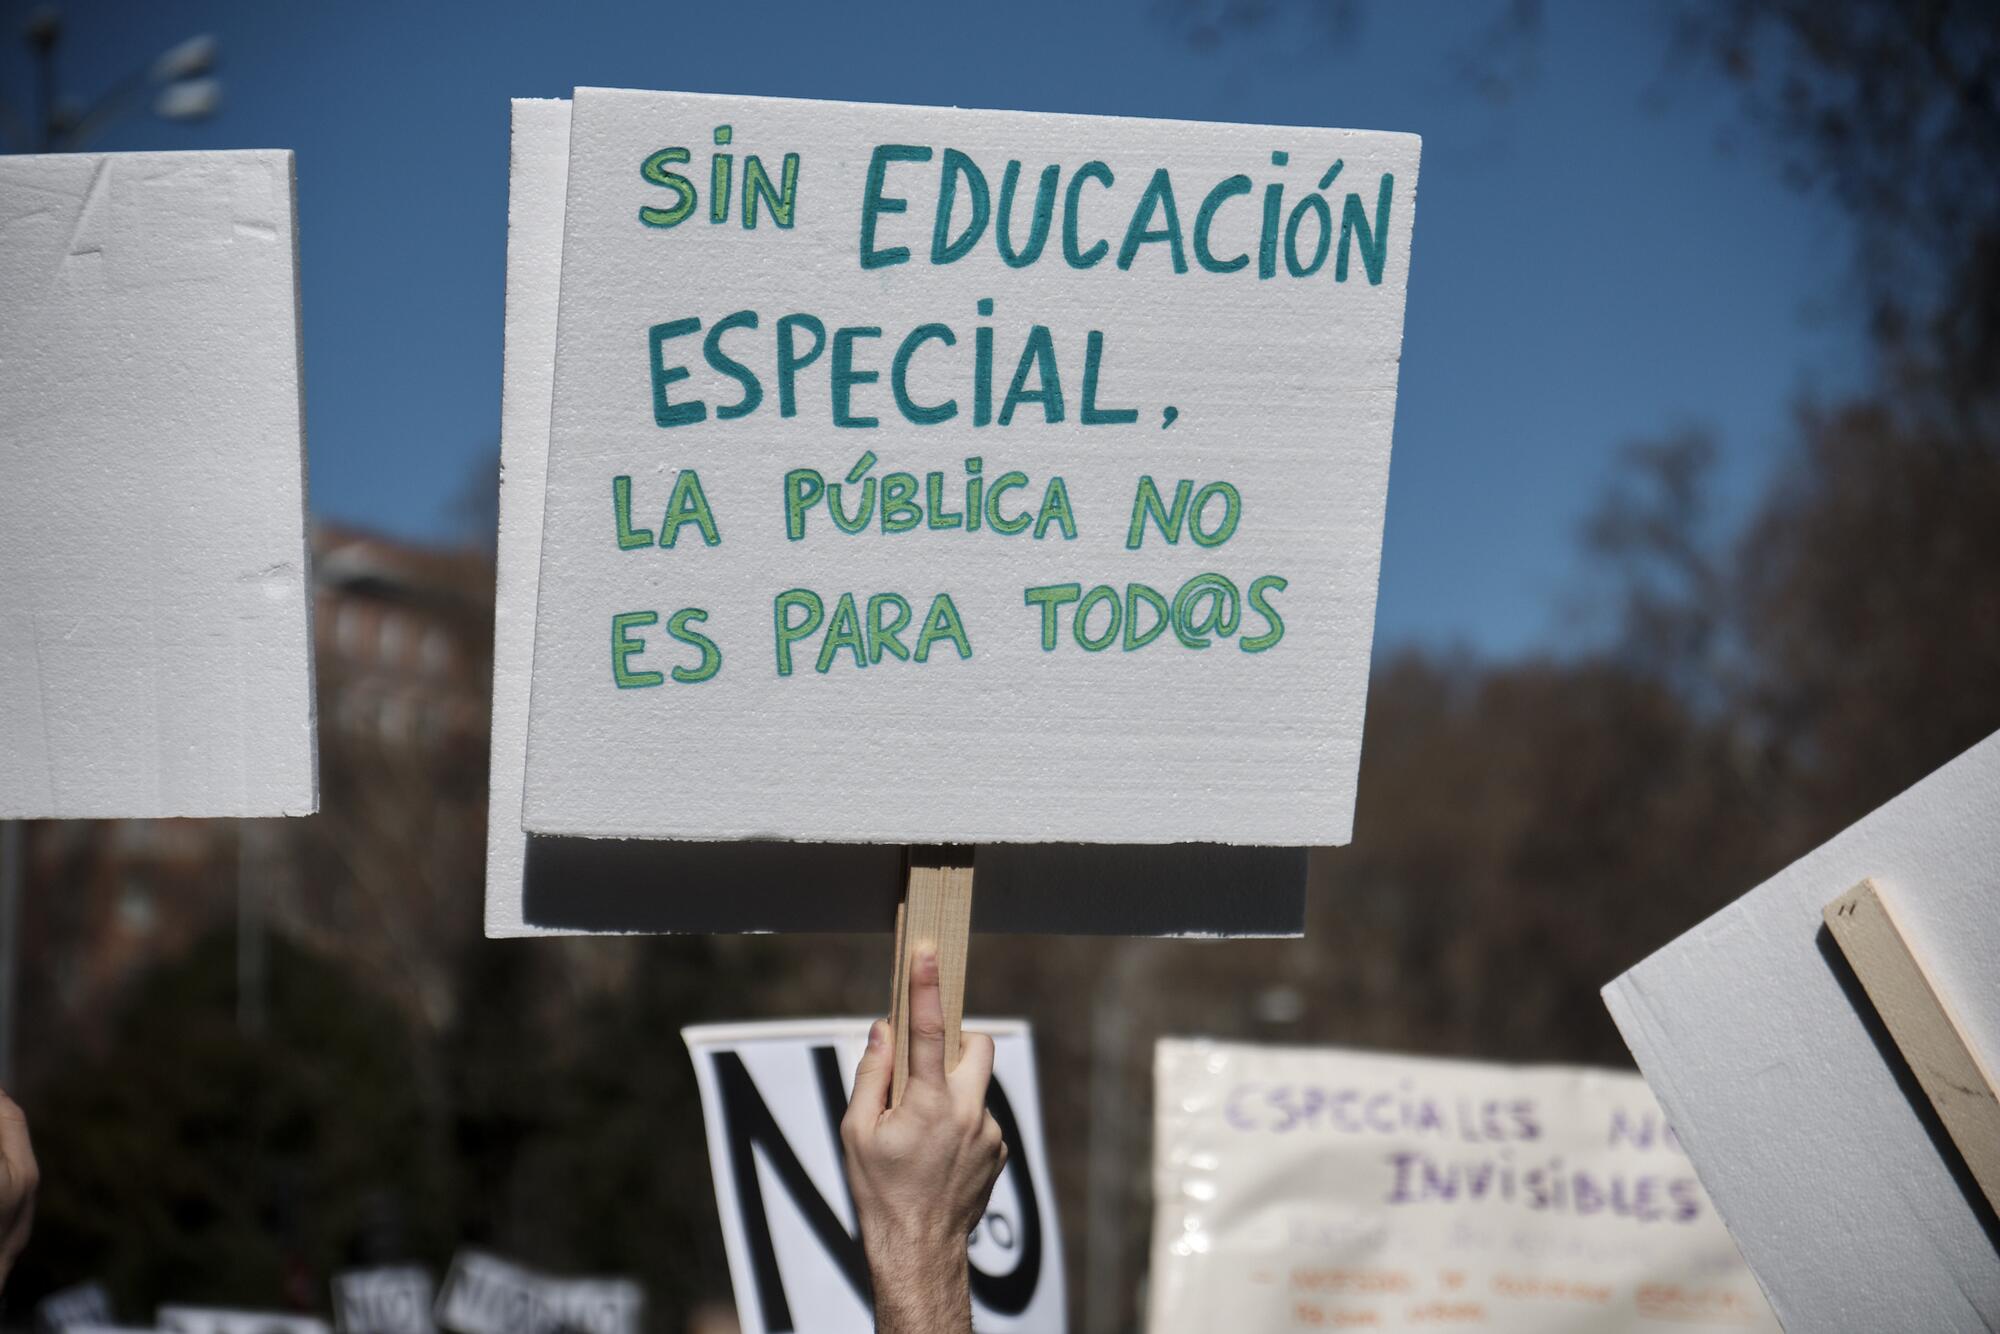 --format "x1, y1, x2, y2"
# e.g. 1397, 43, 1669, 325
1, 0, 1861, 657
